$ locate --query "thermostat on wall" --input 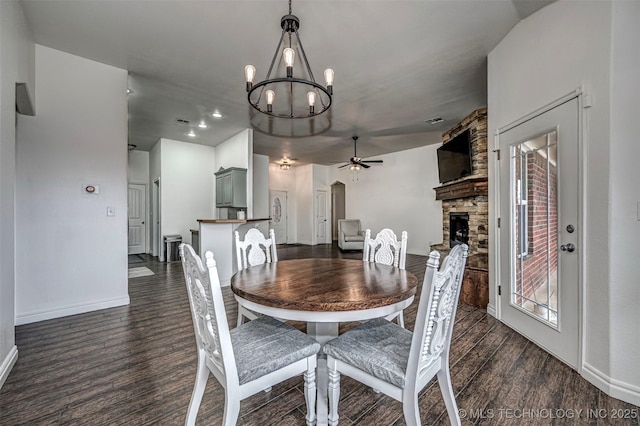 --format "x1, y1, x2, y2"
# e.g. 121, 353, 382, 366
84, 184, 100, 194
